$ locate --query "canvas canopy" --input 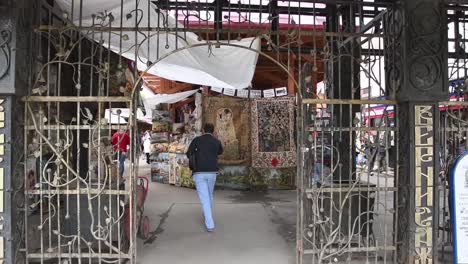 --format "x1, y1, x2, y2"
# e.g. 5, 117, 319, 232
140, 85, 199, 114
105, 108, 152, 124
104, 109, 128, 124
55, 0, 260, 89
105, 86, 199, 122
